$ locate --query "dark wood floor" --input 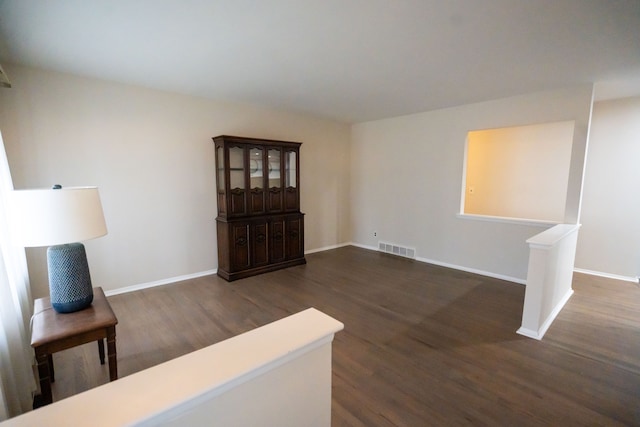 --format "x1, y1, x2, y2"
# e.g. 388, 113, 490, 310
49, 246, 640, 426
